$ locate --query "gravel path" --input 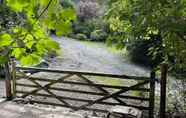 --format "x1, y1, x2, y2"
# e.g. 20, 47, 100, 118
50, 36, 149, 76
